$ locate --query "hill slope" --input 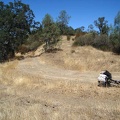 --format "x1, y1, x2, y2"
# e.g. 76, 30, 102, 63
0, 36, 120, 120
39, 36, 120, 72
